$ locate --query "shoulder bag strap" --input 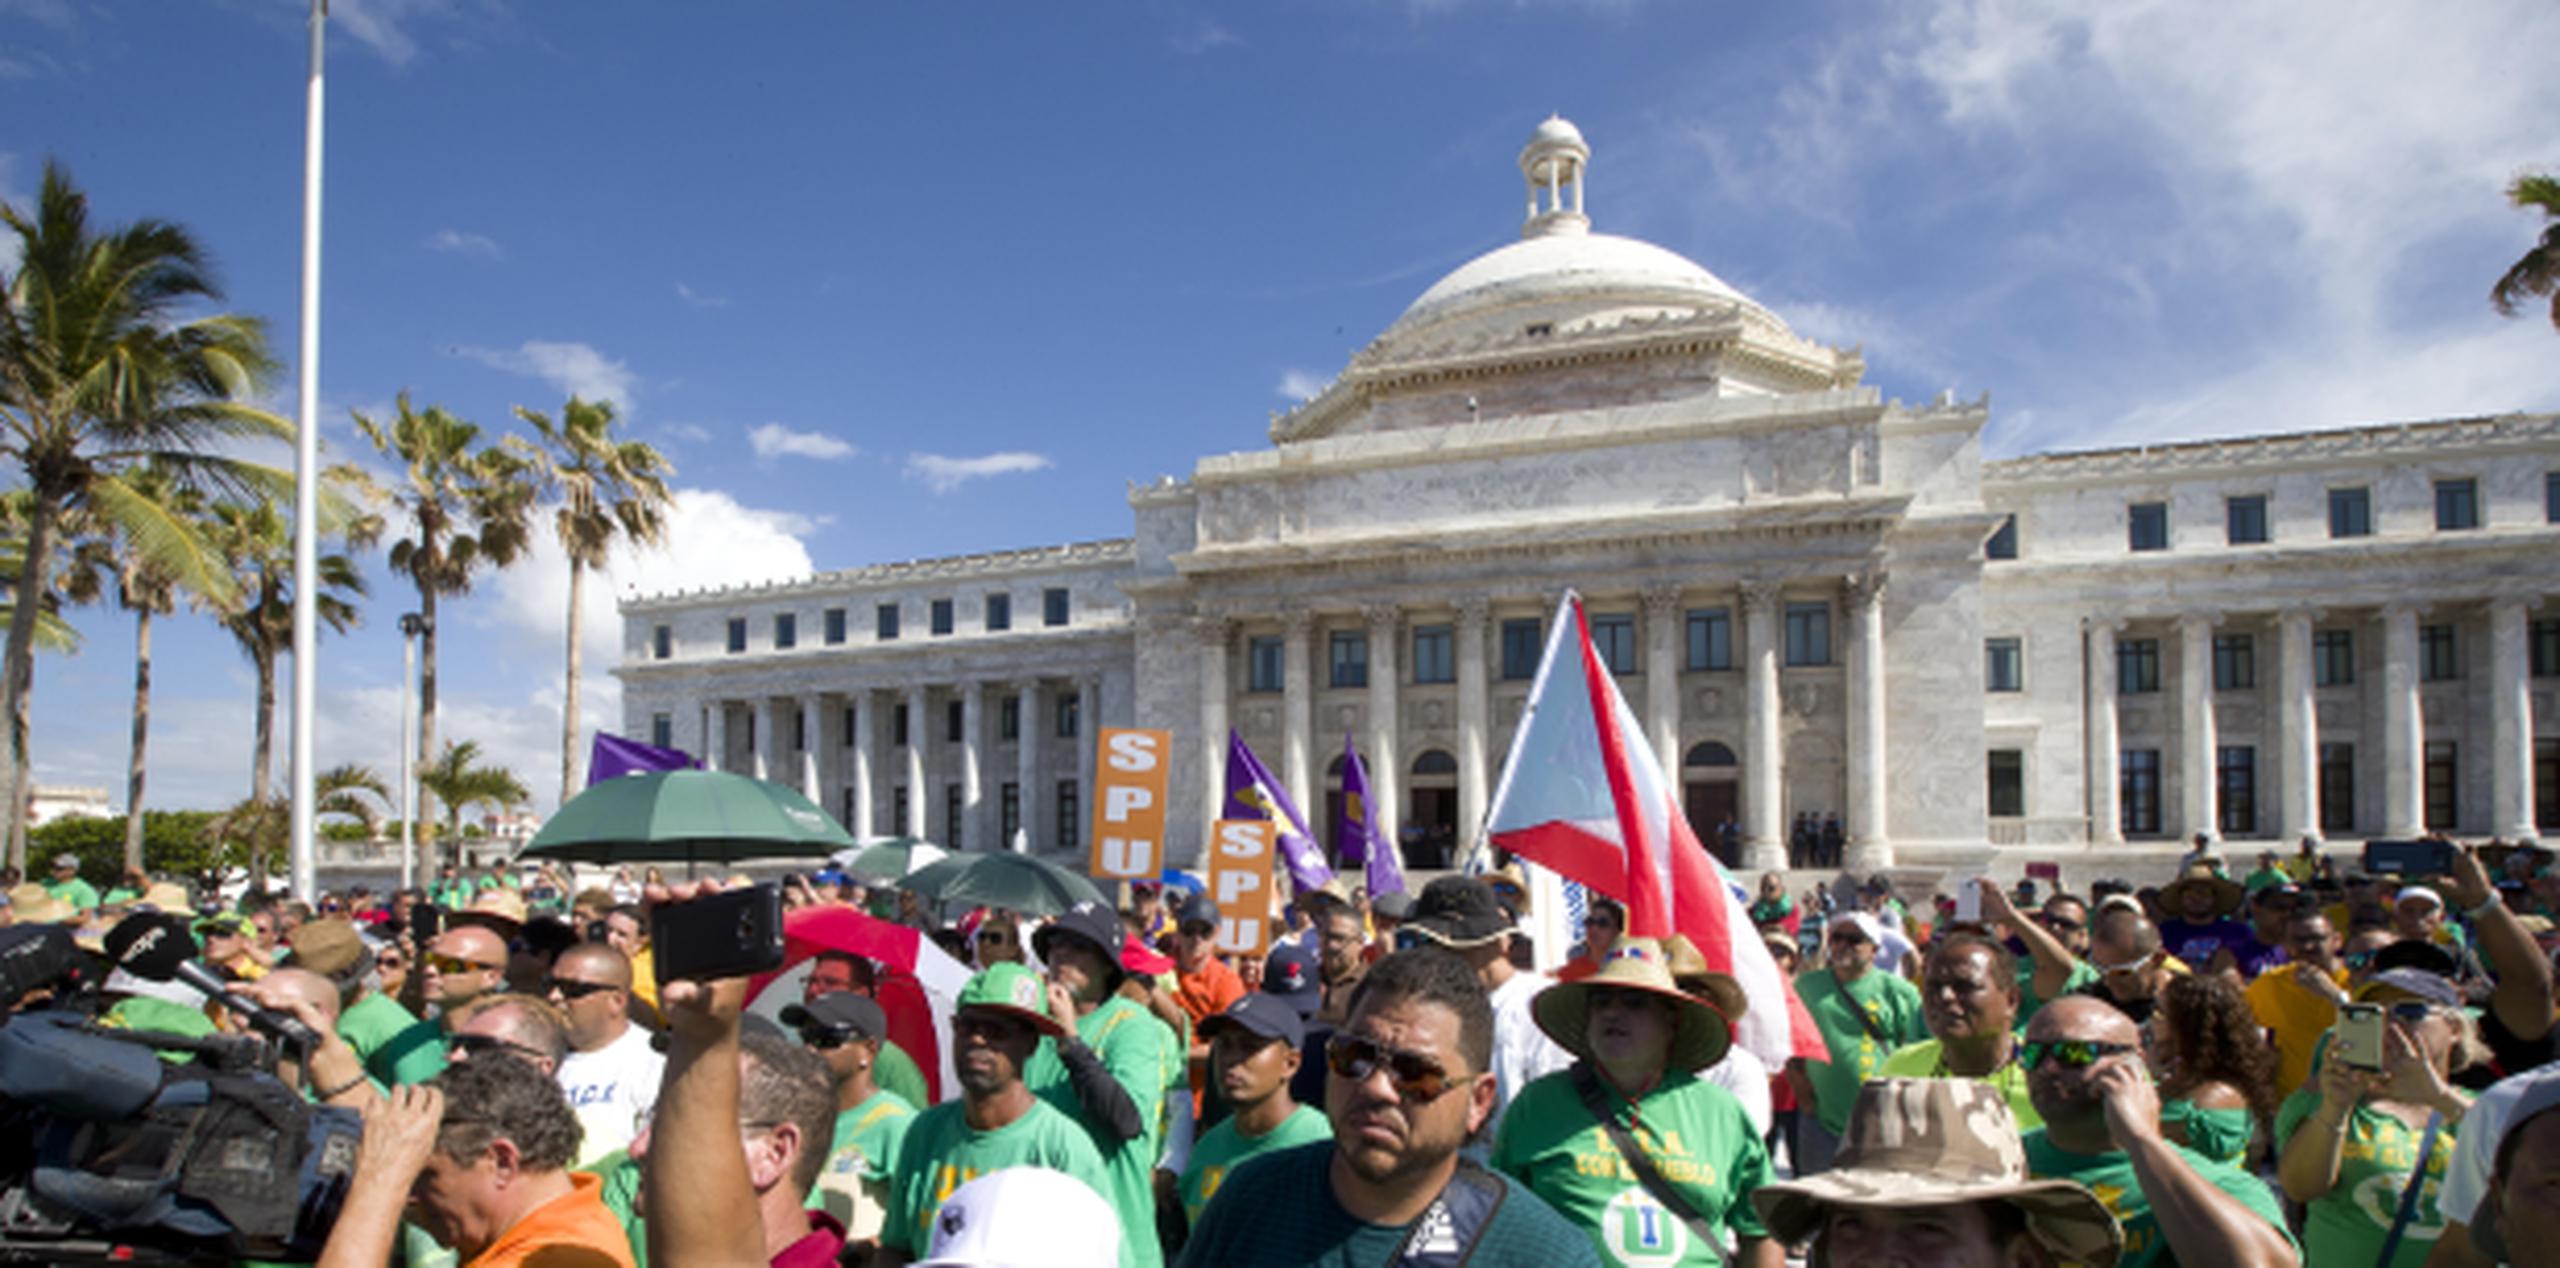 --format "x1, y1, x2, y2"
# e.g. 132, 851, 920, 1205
1570, 1062, 1730, 1268
1828, 969, 1889, 1045
2373, 1110, 2444, 1268
1388, 1156, 1508, 1268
